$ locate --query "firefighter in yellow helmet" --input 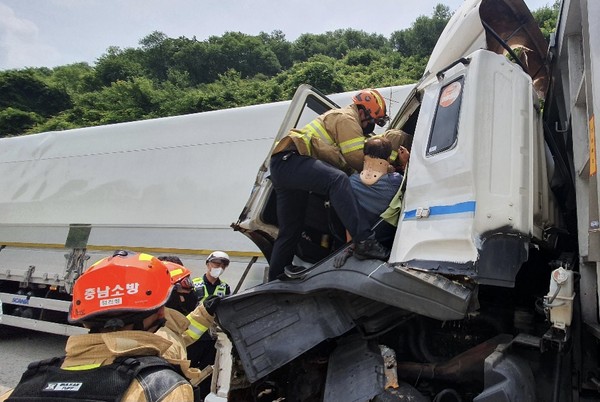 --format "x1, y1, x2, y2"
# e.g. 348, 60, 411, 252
4, 251, 209, 402
268, 89, 391, 281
